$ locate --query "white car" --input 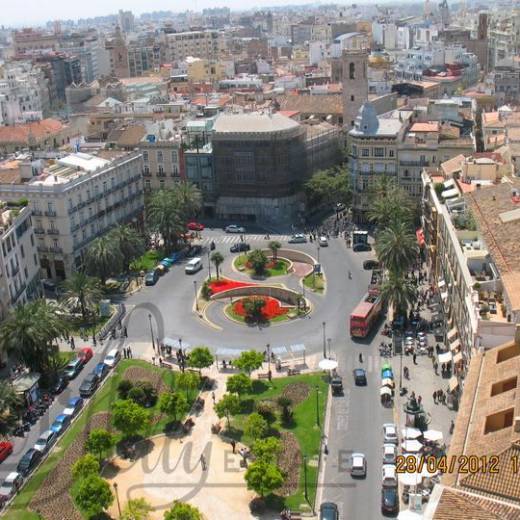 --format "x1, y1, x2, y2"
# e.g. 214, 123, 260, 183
382, 464, 398, 487
0, 472, 23, 502
383, 423, 398, 444
351, 453, 367, 477
225, 224, 245, 234
319, 236, 328, 247
104, 348, 121, 368
288, 233, 307, 244
33, 430, 57, 453
383, 444, 397, 465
